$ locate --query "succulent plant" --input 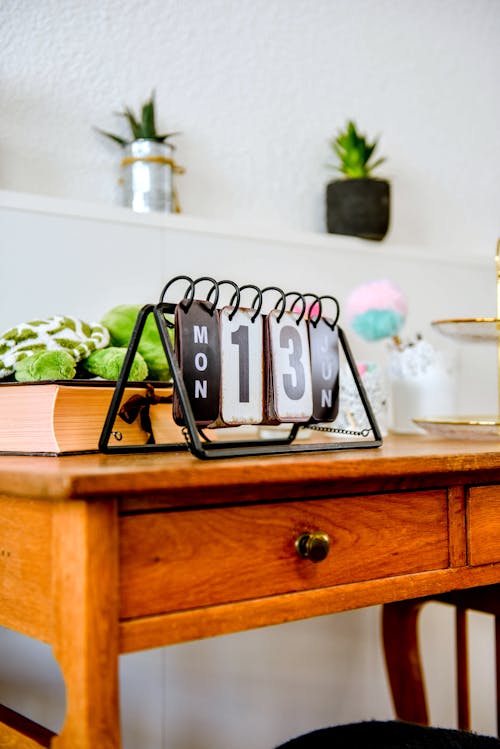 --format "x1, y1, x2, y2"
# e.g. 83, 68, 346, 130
330, 120, 385, 178
97, 92, 178, 147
